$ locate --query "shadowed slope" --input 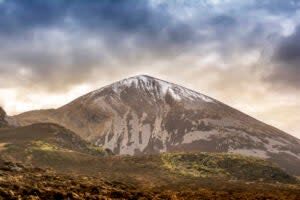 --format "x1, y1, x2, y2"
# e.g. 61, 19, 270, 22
0, 123, 106, 171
